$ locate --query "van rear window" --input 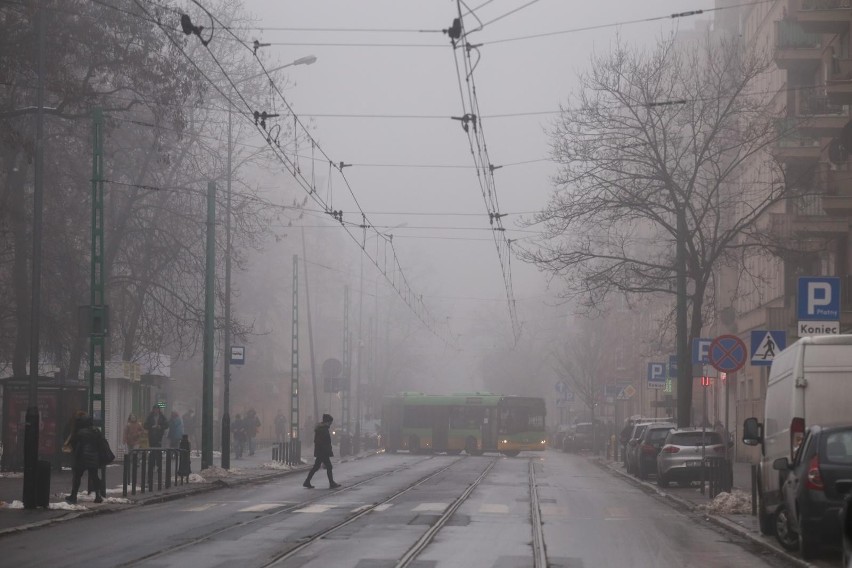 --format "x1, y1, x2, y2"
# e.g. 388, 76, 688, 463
669, 432, 722, 446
